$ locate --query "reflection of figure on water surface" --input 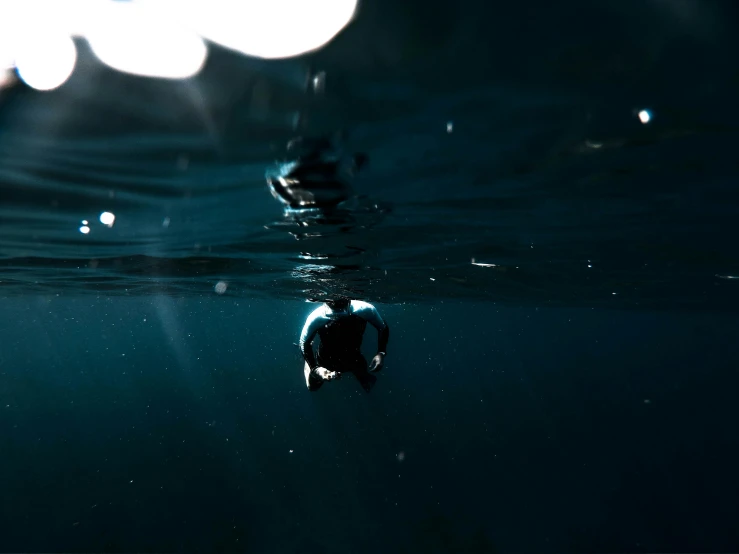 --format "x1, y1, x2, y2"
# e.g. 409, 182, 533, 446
299, 297, 389, 393
266, 136, 368, 213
